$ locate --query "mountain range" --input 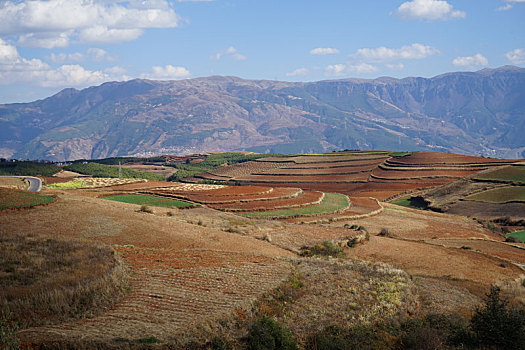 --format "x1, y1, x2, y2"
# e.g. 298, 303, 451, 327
0, 66, 524, 161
